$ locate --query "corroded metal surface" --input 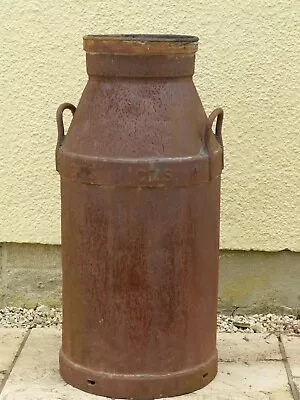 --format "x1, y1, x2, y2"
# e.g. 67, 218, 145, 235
56, 34, 224, 399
